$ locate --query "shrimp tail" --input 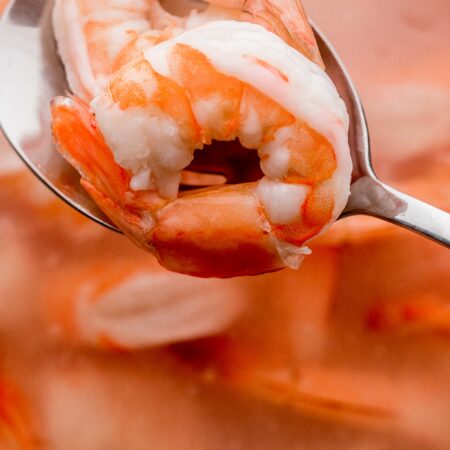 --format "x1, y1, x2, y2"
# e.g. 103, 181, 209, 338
51, 96, 129, 202
207, 0, 324, 67
51, 96, 156, 247
266, 0, 323, 67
